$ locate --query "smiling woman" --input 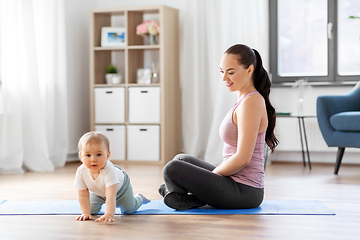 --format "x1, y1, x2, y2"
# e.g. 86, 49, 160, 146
158, 44, 278, 211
